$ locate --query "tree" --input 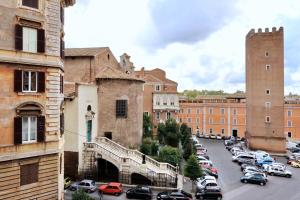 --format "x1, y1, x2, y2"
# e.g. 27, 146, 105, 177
180, 123, 191, 146
140, 137, 159, 156
72, 188, 94, 200
157, 123, 166, 144
158, 146, 181, 167
164, 119, 181, 147
143, 113, 153, 138
183, 139, 194, 160
184, 155, 203, 191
